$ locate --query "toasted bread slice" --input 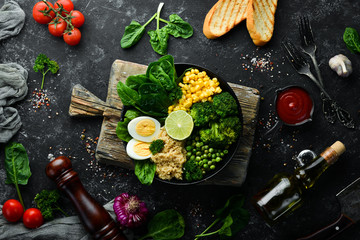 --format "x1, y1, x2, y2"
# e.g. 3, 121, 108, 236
203, 0, 250, 39
246, 0, 278, 46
